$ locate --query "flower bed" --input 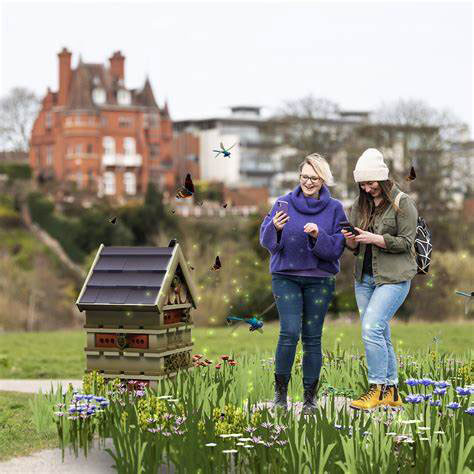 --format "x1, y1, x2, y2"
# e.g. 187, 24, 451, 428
44, 349, 473, 473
